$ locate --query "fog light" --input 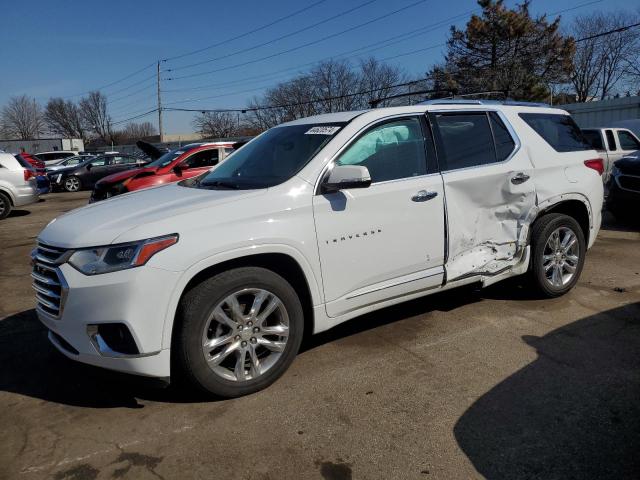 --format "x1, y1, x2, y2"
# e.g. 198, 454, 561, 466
87, 323, 140, 357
